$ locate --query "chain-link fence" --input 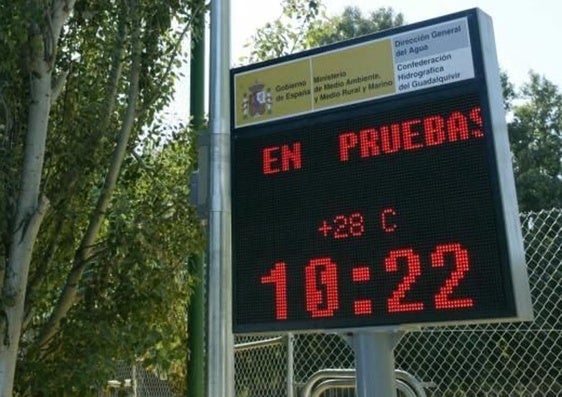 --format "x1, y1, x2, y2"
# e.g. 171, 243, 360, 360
100, 364, 177, 397
234, 208, 562, 396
